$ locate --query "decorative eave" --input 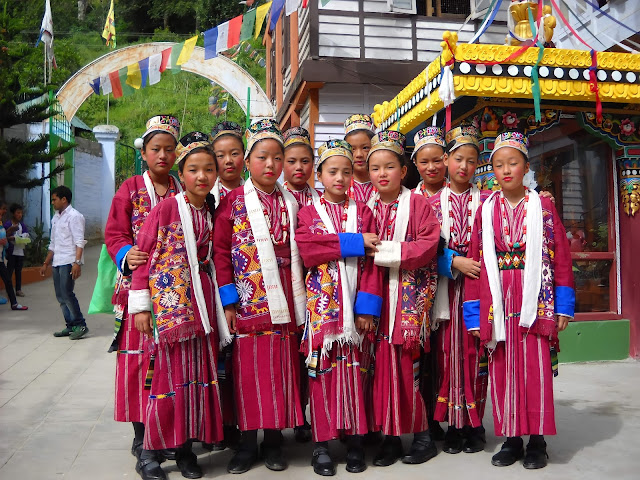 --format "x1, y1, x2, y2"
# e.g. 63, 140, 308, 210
372, 32, 640, 134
